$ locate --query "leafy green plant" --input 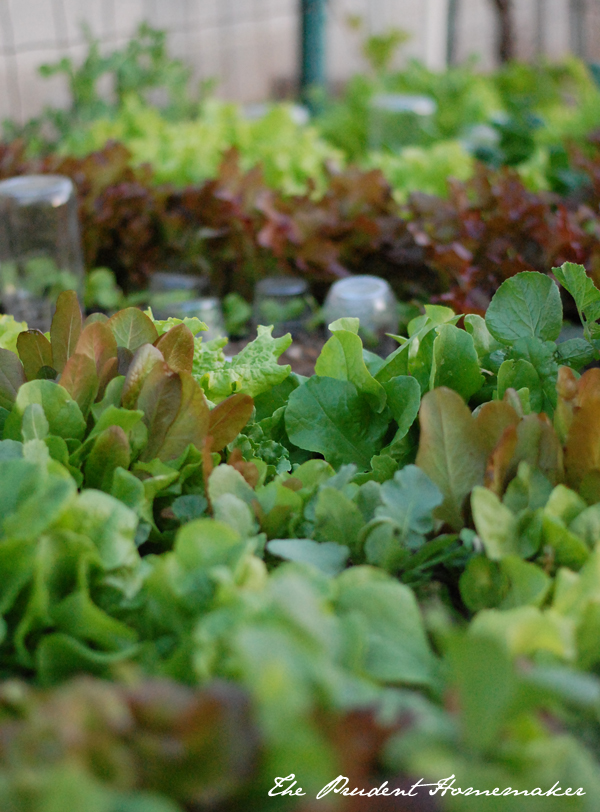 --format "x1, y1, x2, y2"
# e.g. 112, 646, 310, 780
4, 262, 600, 809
